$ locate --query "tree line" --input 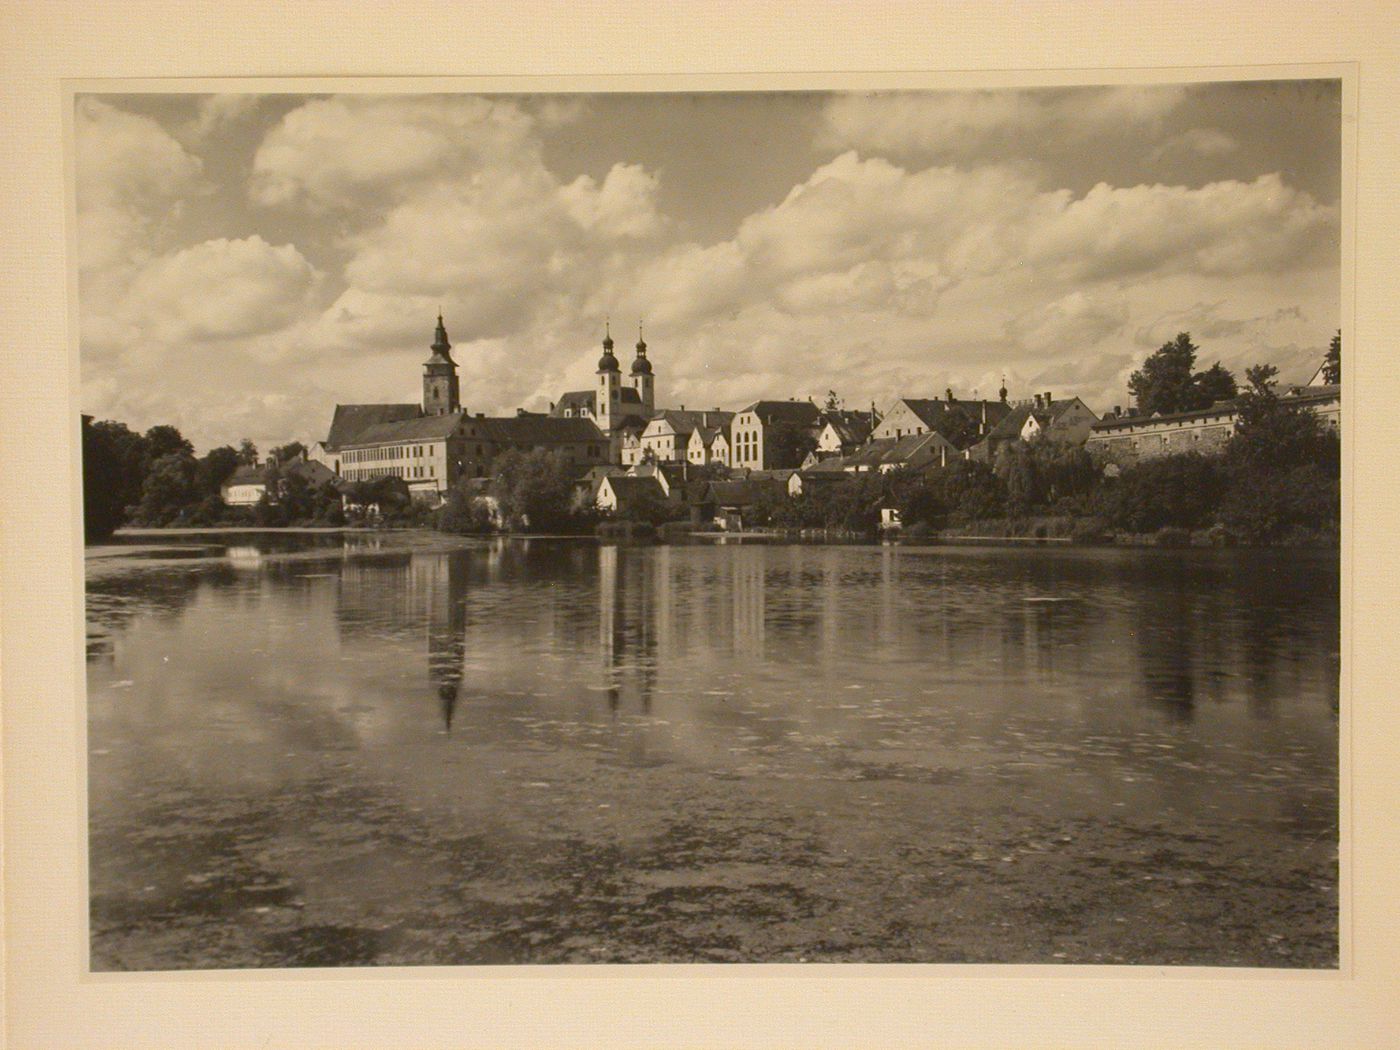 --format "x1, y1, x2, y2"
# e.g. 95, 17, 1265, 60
81, 420, 342, 540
